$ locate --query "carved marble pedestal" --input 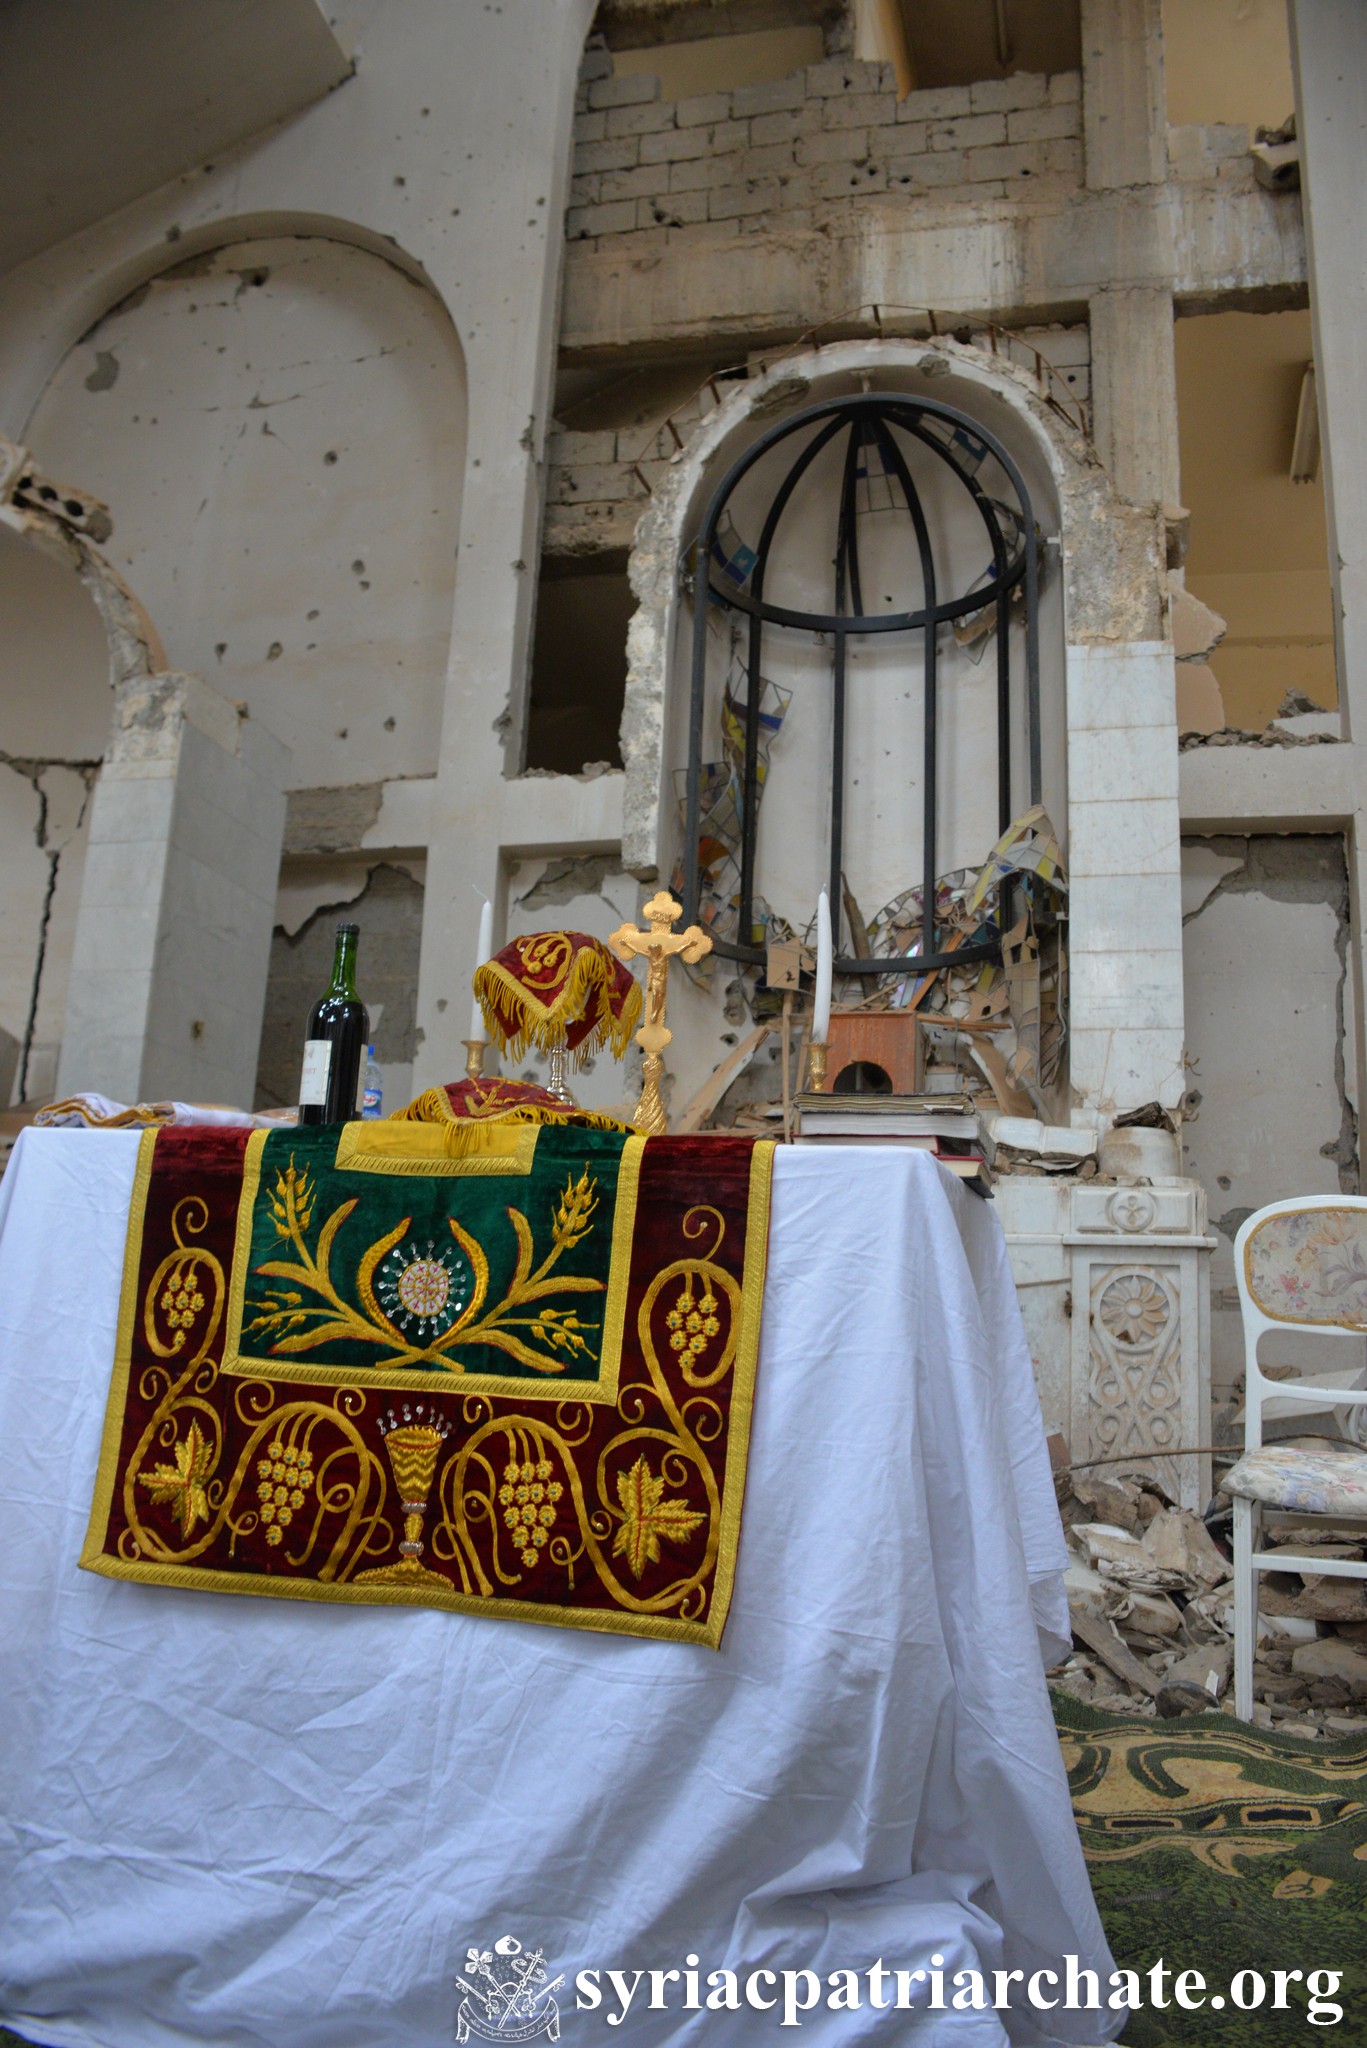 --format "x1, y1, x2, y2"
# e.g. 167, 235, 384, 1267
996, 1174, 1214, 1513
